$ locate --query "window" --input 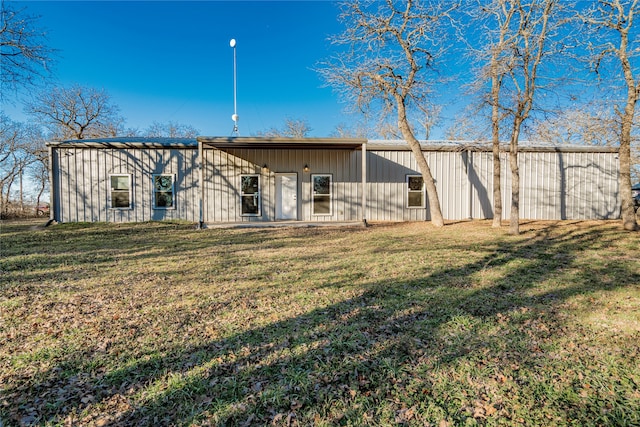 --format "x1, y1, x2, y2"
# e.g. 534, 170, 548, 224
312, 174, 332, 215
153, 174, 175, 209
241, 174, 260, 215
407, 175, 425, 208
110, 174, 132, 209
